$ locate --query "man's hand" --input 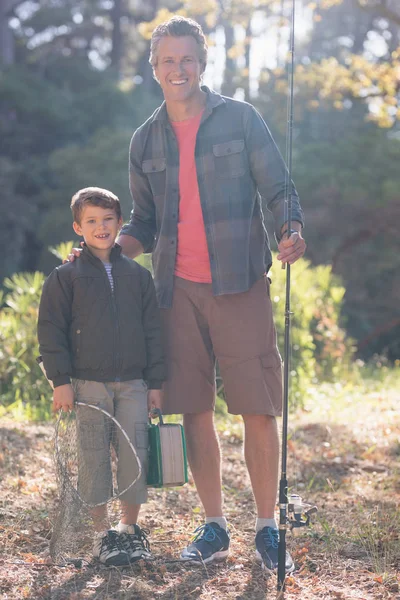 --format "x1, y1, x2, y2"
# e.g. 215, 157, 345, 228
63, 242, 84, 264
277, 229, 306, 266
147, 389, 163, 416
53, 384, 75, 412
